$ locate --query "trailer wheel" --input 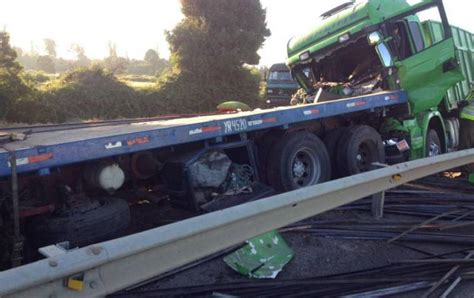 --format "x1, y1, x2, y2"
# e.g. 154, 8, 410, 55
426, 129, 442, 157
336, 125, 385, 177
29, 197, 130, 248
324, 127, 349, 179
267, 132, 330, 192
